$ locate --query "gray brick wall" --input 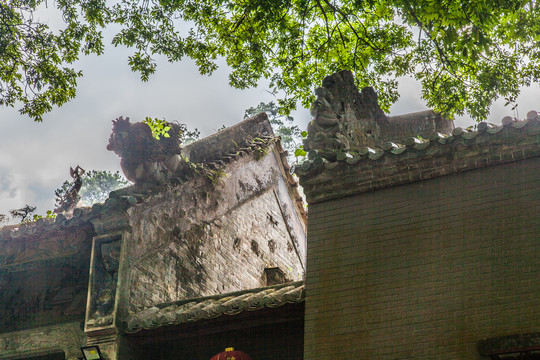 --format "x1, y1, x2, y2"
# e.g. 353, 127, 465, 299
304, 157, 540, 360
